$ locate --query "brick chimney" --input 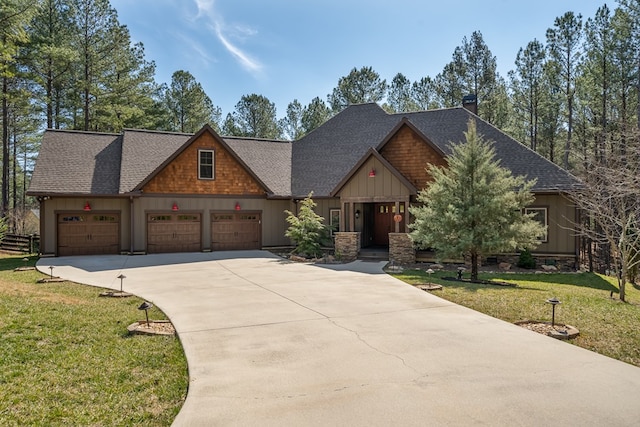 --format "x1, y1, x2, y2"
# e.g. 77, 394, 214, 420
462, 94, 477, 115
